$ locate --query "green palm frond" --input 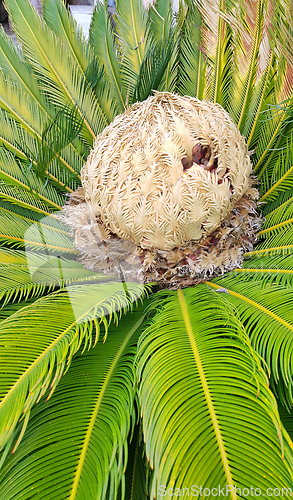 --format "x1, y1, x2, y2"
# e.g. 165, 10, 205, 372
0, 298, 37, 321
147, 0, 177, 94
0, 149, 64, 210
115, 0, 148, 103
0, 69, 45, 138
0, 28, 87, 178
0, 25, 49, 114
0, 182, 59, 216
43, 0, 90, 75
133, 36, 174, 103
0, 198, 63, 226
256, 225, 293, 252
136, 287, 293, 497
243, 52, 276, 146
207, 279, 293, 405
43, 0, 117, 124
210, 2, 234, 109
235, 253, 293, 287
148, 0, 172, 44
261, 197, 293, 241
176, 1, 207, 99
0, 282, 147, 457
0, 110, 78, 193
18, 104, 84, 184
0, 305, 148, 498
5, 0, 109, 143
0, 248, 110, 307
278, 402, 293, 440
254, 101, 293, 191
259, 137, 293, 206
89, 0, 125, 113
0, 0, 293, 495
0, 209, 77, 253
123, 423, 150, 500
0, 25, 85, 172
231, 0, 264, 130
0, 69, 84, 187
